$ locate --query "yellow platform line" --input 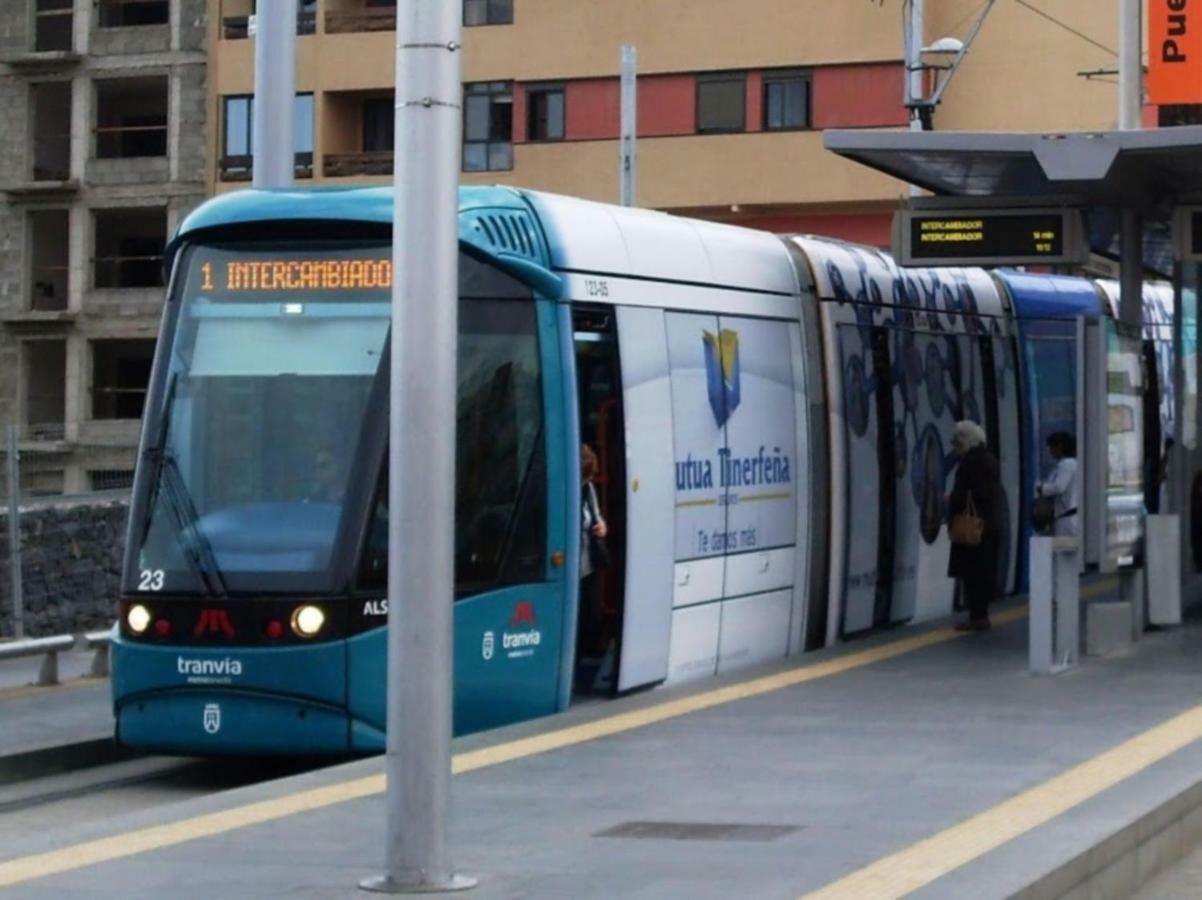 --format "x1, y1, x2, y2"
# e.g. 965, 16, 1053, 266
0, 592, 1091, 890
802, 703, 1202, 900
